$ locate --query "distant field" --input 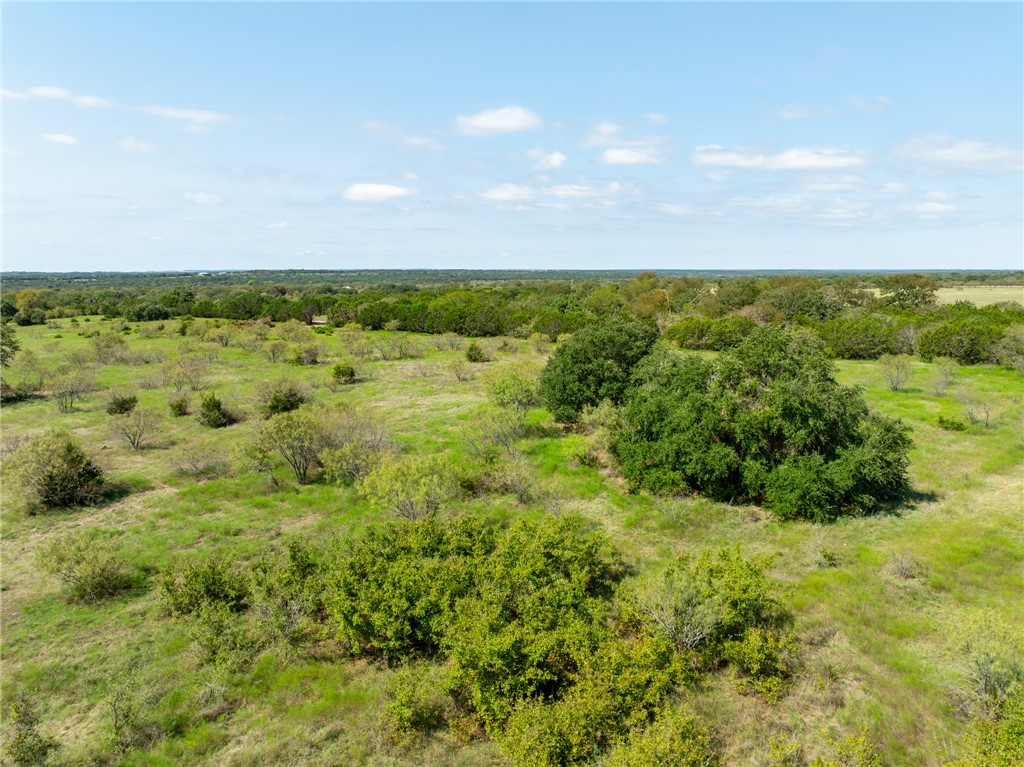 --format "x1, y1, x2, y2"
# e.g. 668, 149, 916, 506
935, 285, 1024, 306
